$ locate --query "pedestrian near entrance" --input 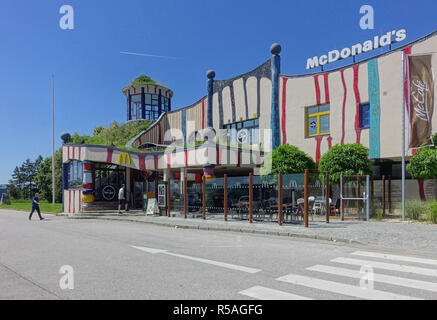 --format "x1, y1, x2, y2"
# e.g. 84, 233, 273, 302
29, 193, 44, 221
118, 184, 128, 214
